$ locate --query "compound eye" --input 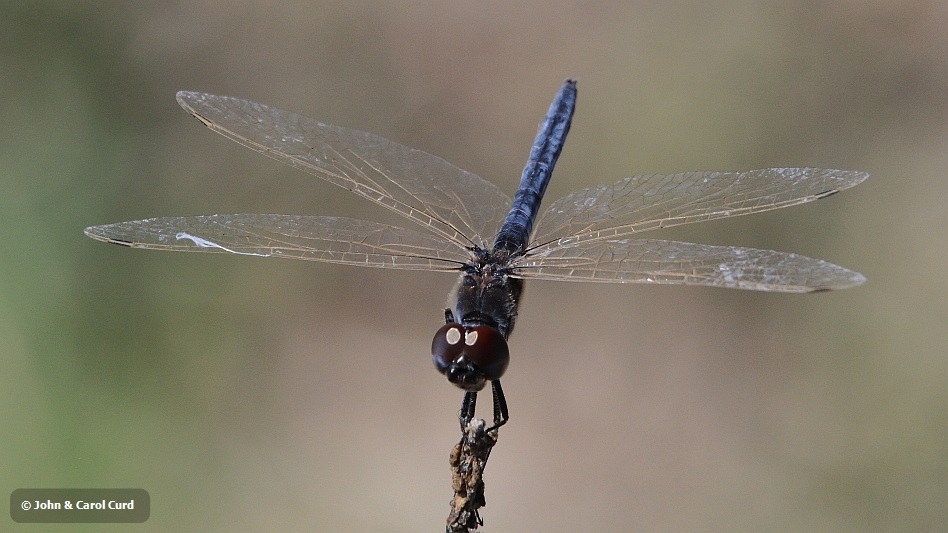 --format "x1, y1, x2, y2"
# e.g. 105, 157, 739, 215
431, 323, 465, 374
463, 326, 510, 380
